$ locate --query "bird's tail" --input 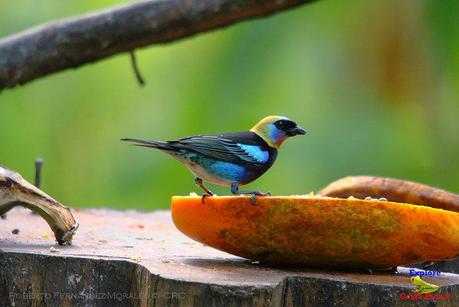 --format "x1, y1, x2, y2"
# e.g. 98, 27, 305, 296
121, 138, 176, 151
